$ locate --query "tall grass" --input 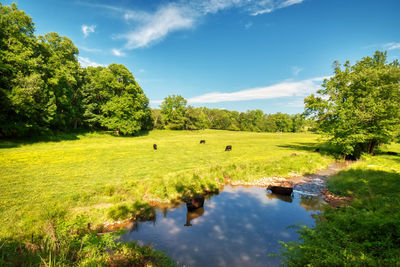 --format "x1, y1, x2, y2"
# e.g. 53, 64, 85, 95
280, 143, 400, 266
